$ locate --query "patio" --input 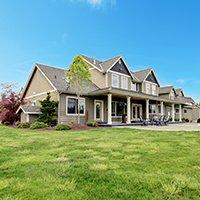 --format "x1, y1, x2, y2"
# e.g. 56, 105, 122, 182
117, 123, 200, 131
